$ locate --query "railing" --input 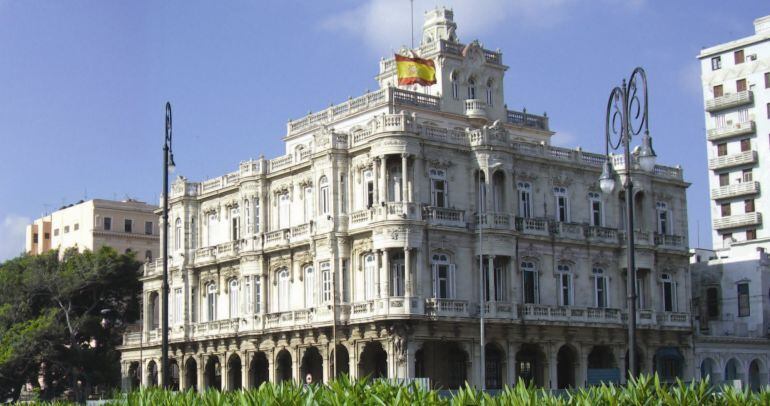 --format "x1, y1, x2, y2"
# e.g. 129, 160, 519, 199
194, 246, 215, 262
519, 304, 624, 324
506, 109, 548, 130
515, 217, 549, 235
711, 181, 760, 200
713, 212, 762, 230
475, 212, 511, 229
350, 209, 374, 225
291, 223, 310, 241
350, 113, 416, 147
551, 222, 584, 239
464, 99, 487, 119
484, 302, 514, 317
705, 90, 753, 112
264, 229, 289, 247
707, 121, 755, 141
379, 202, 420, 220
656, 312, 690, 327
122, 331, 142, 345
191, 319, 240, 336
143, 258, 163, 276
654, 233, 685, 249
216, 241, 239, 257
708, 150, 757, 170
270, 154, 293, 171
423, 206, 465, 227
586, 226, 619, 243
239, 159, 263, 177
424, 298, 469, 317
